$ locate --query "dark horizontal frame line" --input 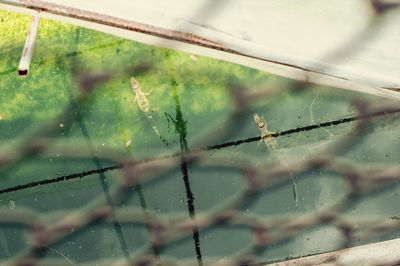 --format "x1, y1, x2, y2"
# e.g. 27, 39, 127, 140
205, 107, 400, 150
1, 107, 399, 195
